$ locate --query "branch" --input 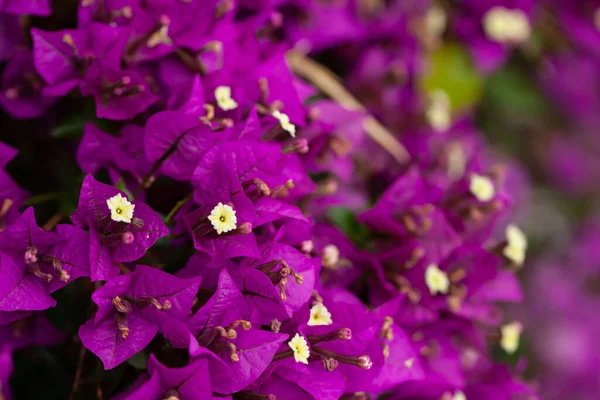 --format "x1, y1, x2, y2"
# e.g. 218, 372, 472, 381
286, 50, 410, 165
